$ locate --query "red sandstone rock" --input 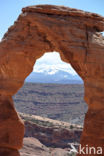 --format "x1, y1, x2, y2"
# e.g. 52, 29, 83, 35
0, 95, 24, 150
0, 4, 104, 156
20, 113, 82, 149
0, 148, 20, 156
